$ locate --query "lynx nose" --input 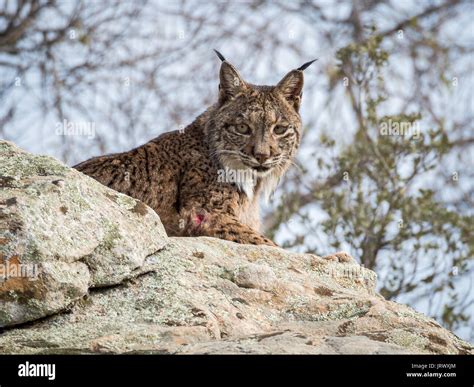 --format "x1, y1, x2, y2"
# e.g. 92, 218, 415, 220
253, 151, 270, 164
